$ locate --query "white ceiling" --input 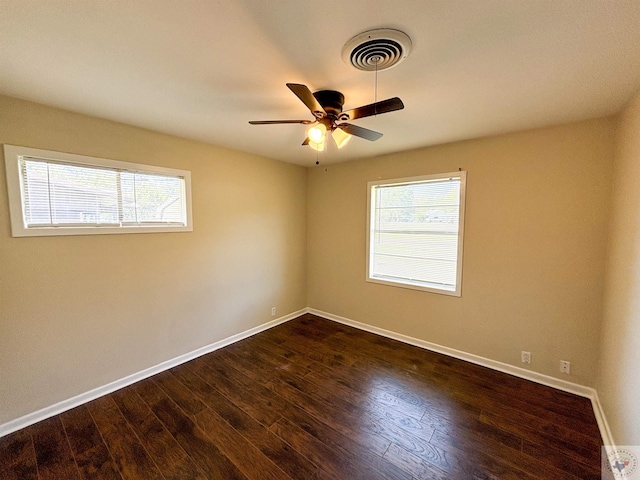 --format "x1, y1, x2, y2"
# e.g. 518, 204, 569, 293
2, 1, 640, 166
